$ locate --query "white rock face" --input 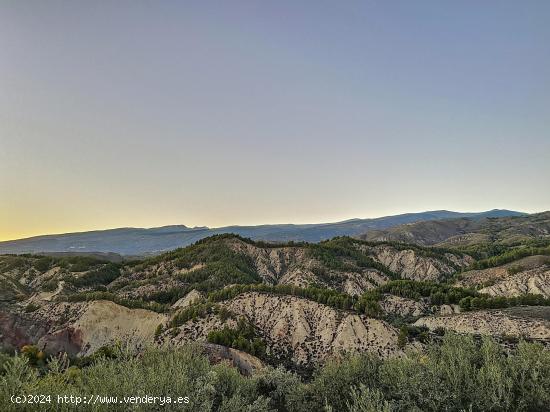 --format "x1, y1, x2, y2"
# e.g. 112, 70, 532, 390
228, 240, 315, 285
228, 239, 388, 294
357, 244, 470, 282
342, 270, 387, 296
73, 301, 167, 355
414, 310, 550, 340
167, 292, 403, 366
37, 300, 167, 356
439, 304, 460, 316
27, 281, 66, 305
171, 289, 203, 309
373, 248, 454, 281
456, 255, 550, 290
224, 292, 402, 365
379, 295, 427, 317
480, 268, 550, 298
